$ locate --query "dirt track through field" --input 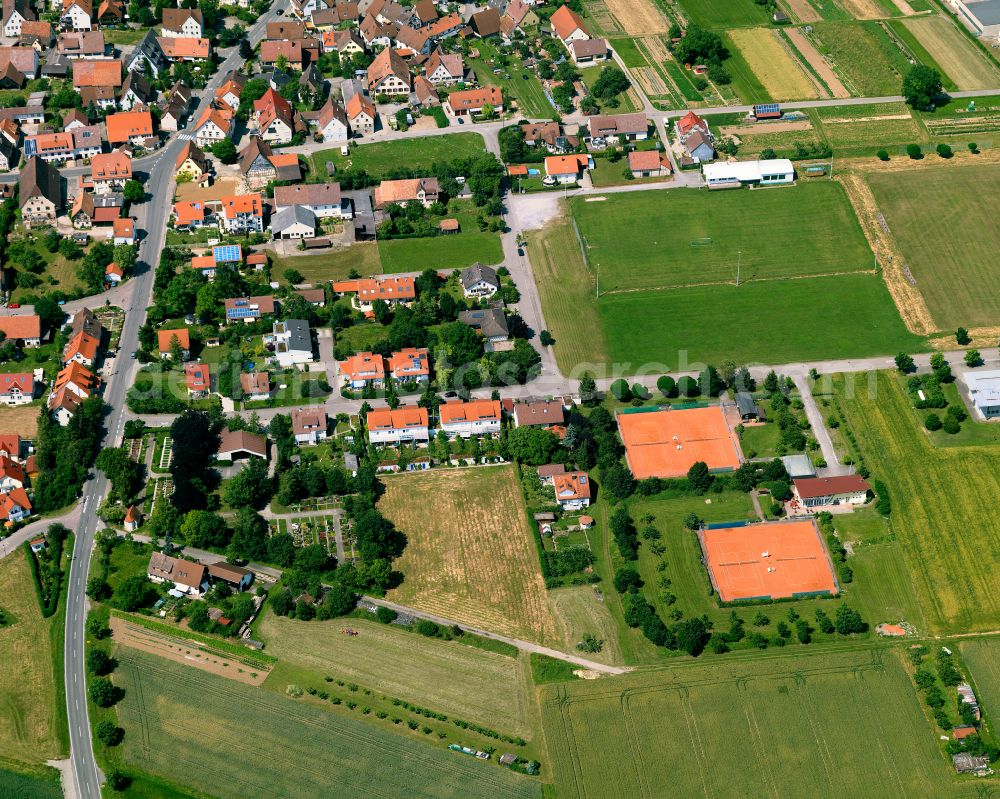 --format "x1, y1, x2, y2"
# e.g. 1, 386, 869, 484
836, 173, 934, 335
110, 617, 271, 685
602, 0, 668, 34
784, 0, 821, 22
786, 28, 851, 98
